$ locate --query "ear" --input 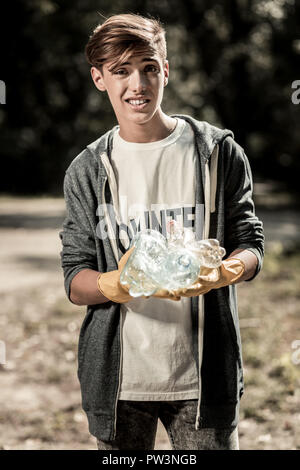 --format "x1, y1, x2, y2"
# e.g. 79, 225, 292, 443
163, 60, 169, 87
91, 66, 107, 92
